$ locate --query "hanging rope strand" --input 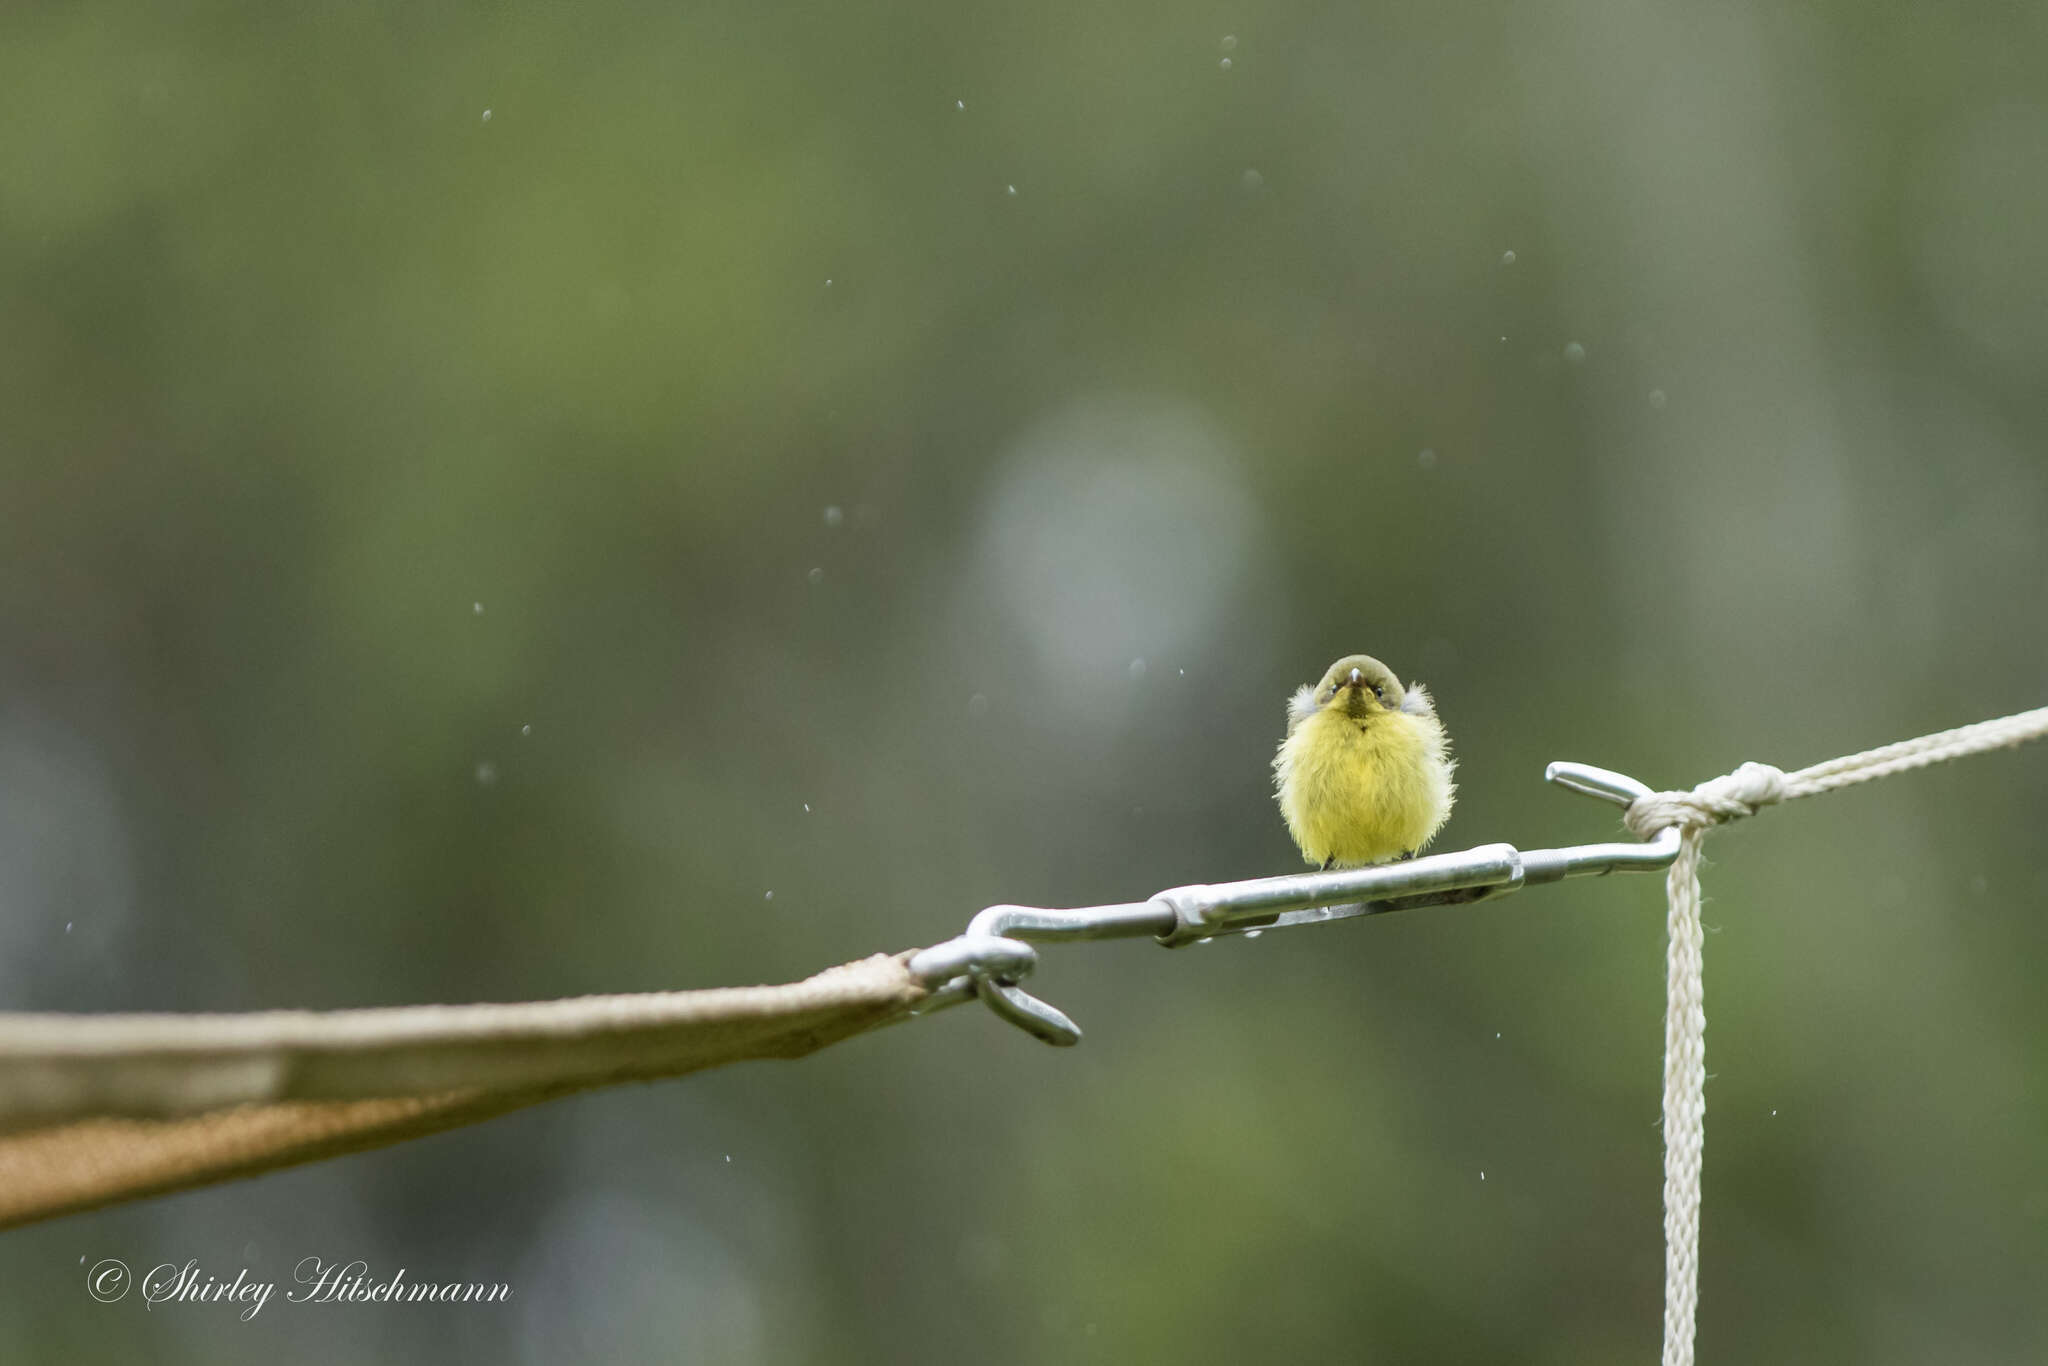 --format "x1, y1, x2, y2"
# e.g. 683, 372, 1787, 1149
1657, 825, 1709, 1366
1623, 703, 2048, 1366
